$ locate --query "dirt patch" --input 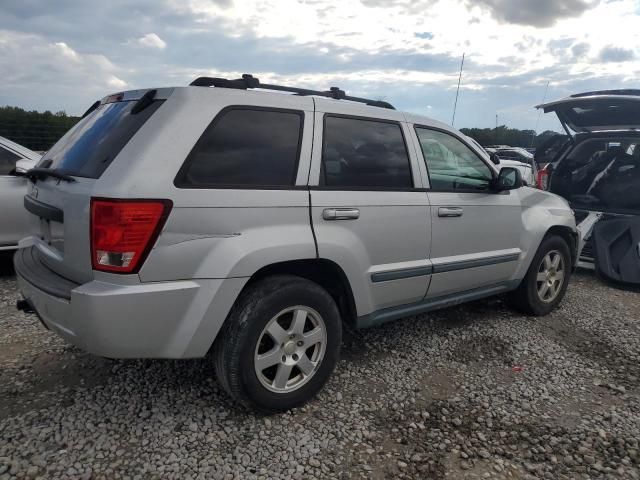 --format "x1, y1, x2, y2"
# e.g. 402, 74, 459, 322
443, 452, 528, 480
418, 367, 462, 403
546, 385, 627, 429
539, 316, 640, 388
450, 335, 515, 366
